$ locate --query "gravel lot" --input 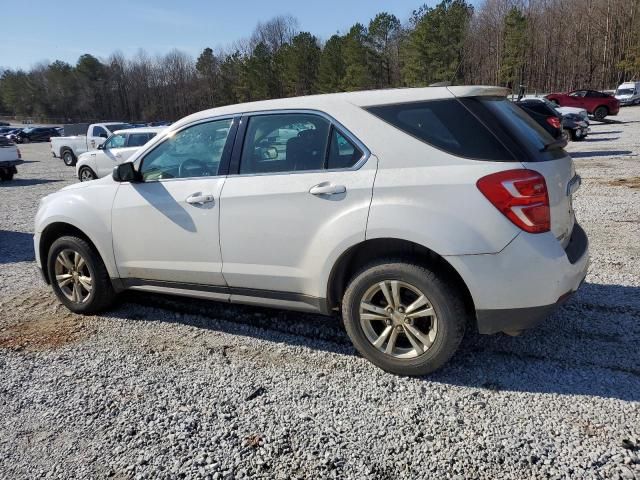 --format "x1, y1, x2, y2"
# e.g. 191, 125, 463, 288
1, 110, 639, 479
